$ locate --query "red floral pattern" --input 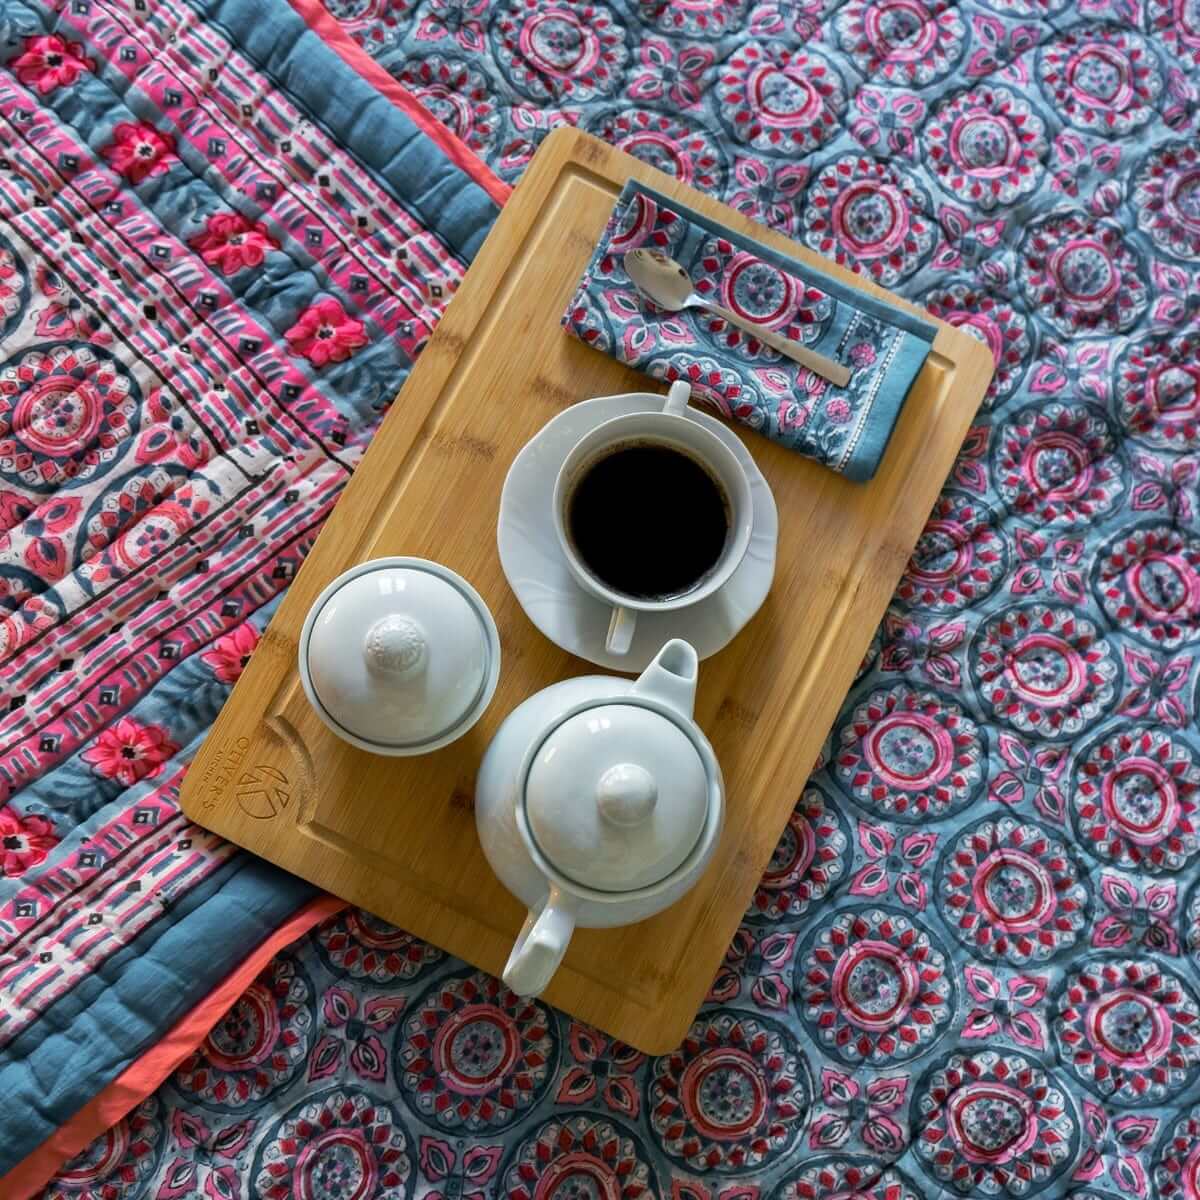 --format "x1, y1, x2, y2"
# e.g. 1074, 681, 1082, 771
80, 717, 179, 786
284, 297, 369, 366
101, 122, 177, 184
10, 34, 94, 94
554, 1022, 644, 1117
188, 213, 280, 275
201, 623, 260, 684
0, 807, 57, 875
